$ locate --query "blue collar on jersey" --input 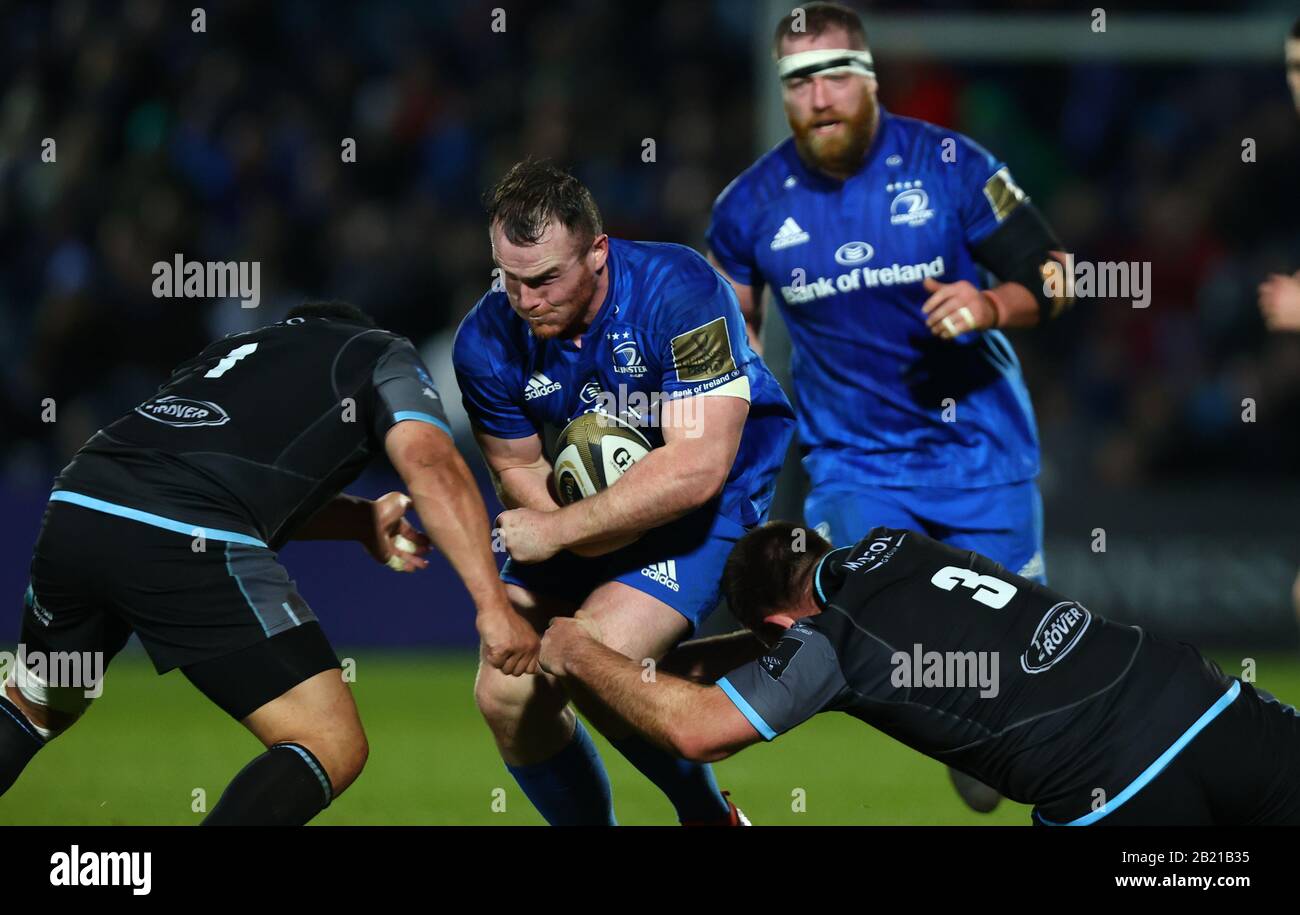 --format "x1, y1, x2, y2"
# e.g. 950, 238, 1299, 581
810, 546, 854, 609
